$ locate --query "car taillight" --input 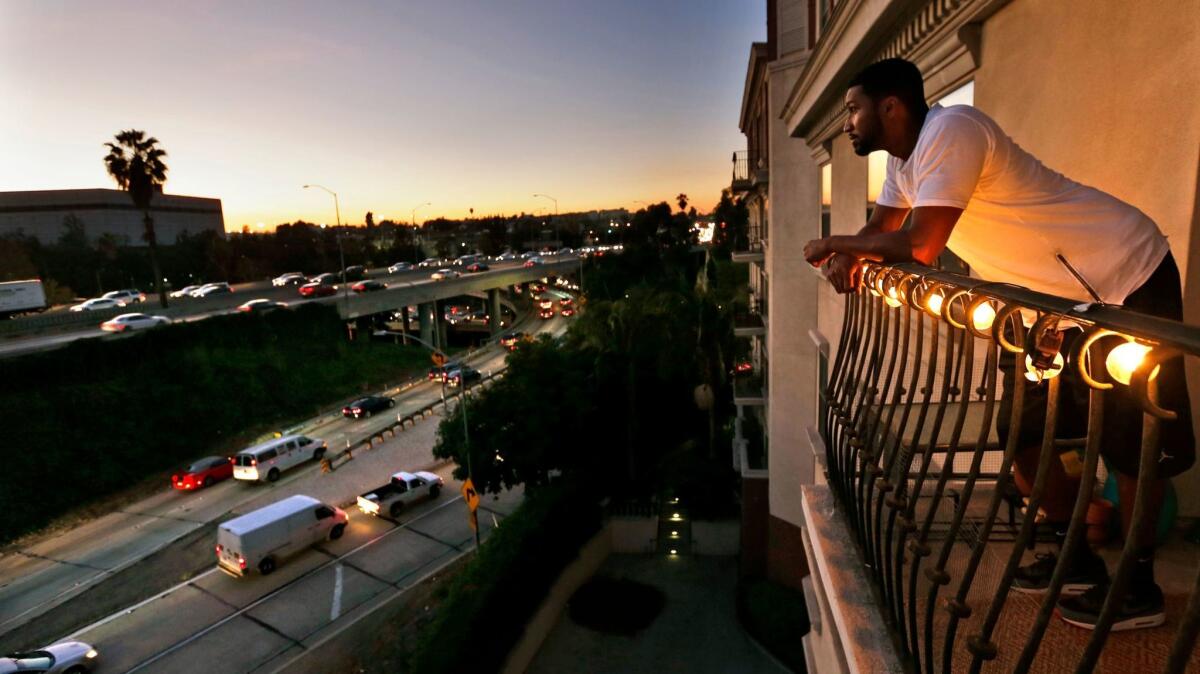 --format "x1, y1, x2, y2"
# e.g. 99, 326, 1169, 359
172, 474, 179, 483
238, 556, 246, 569
250, 459, 257, 466
216, 544, 223, 554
